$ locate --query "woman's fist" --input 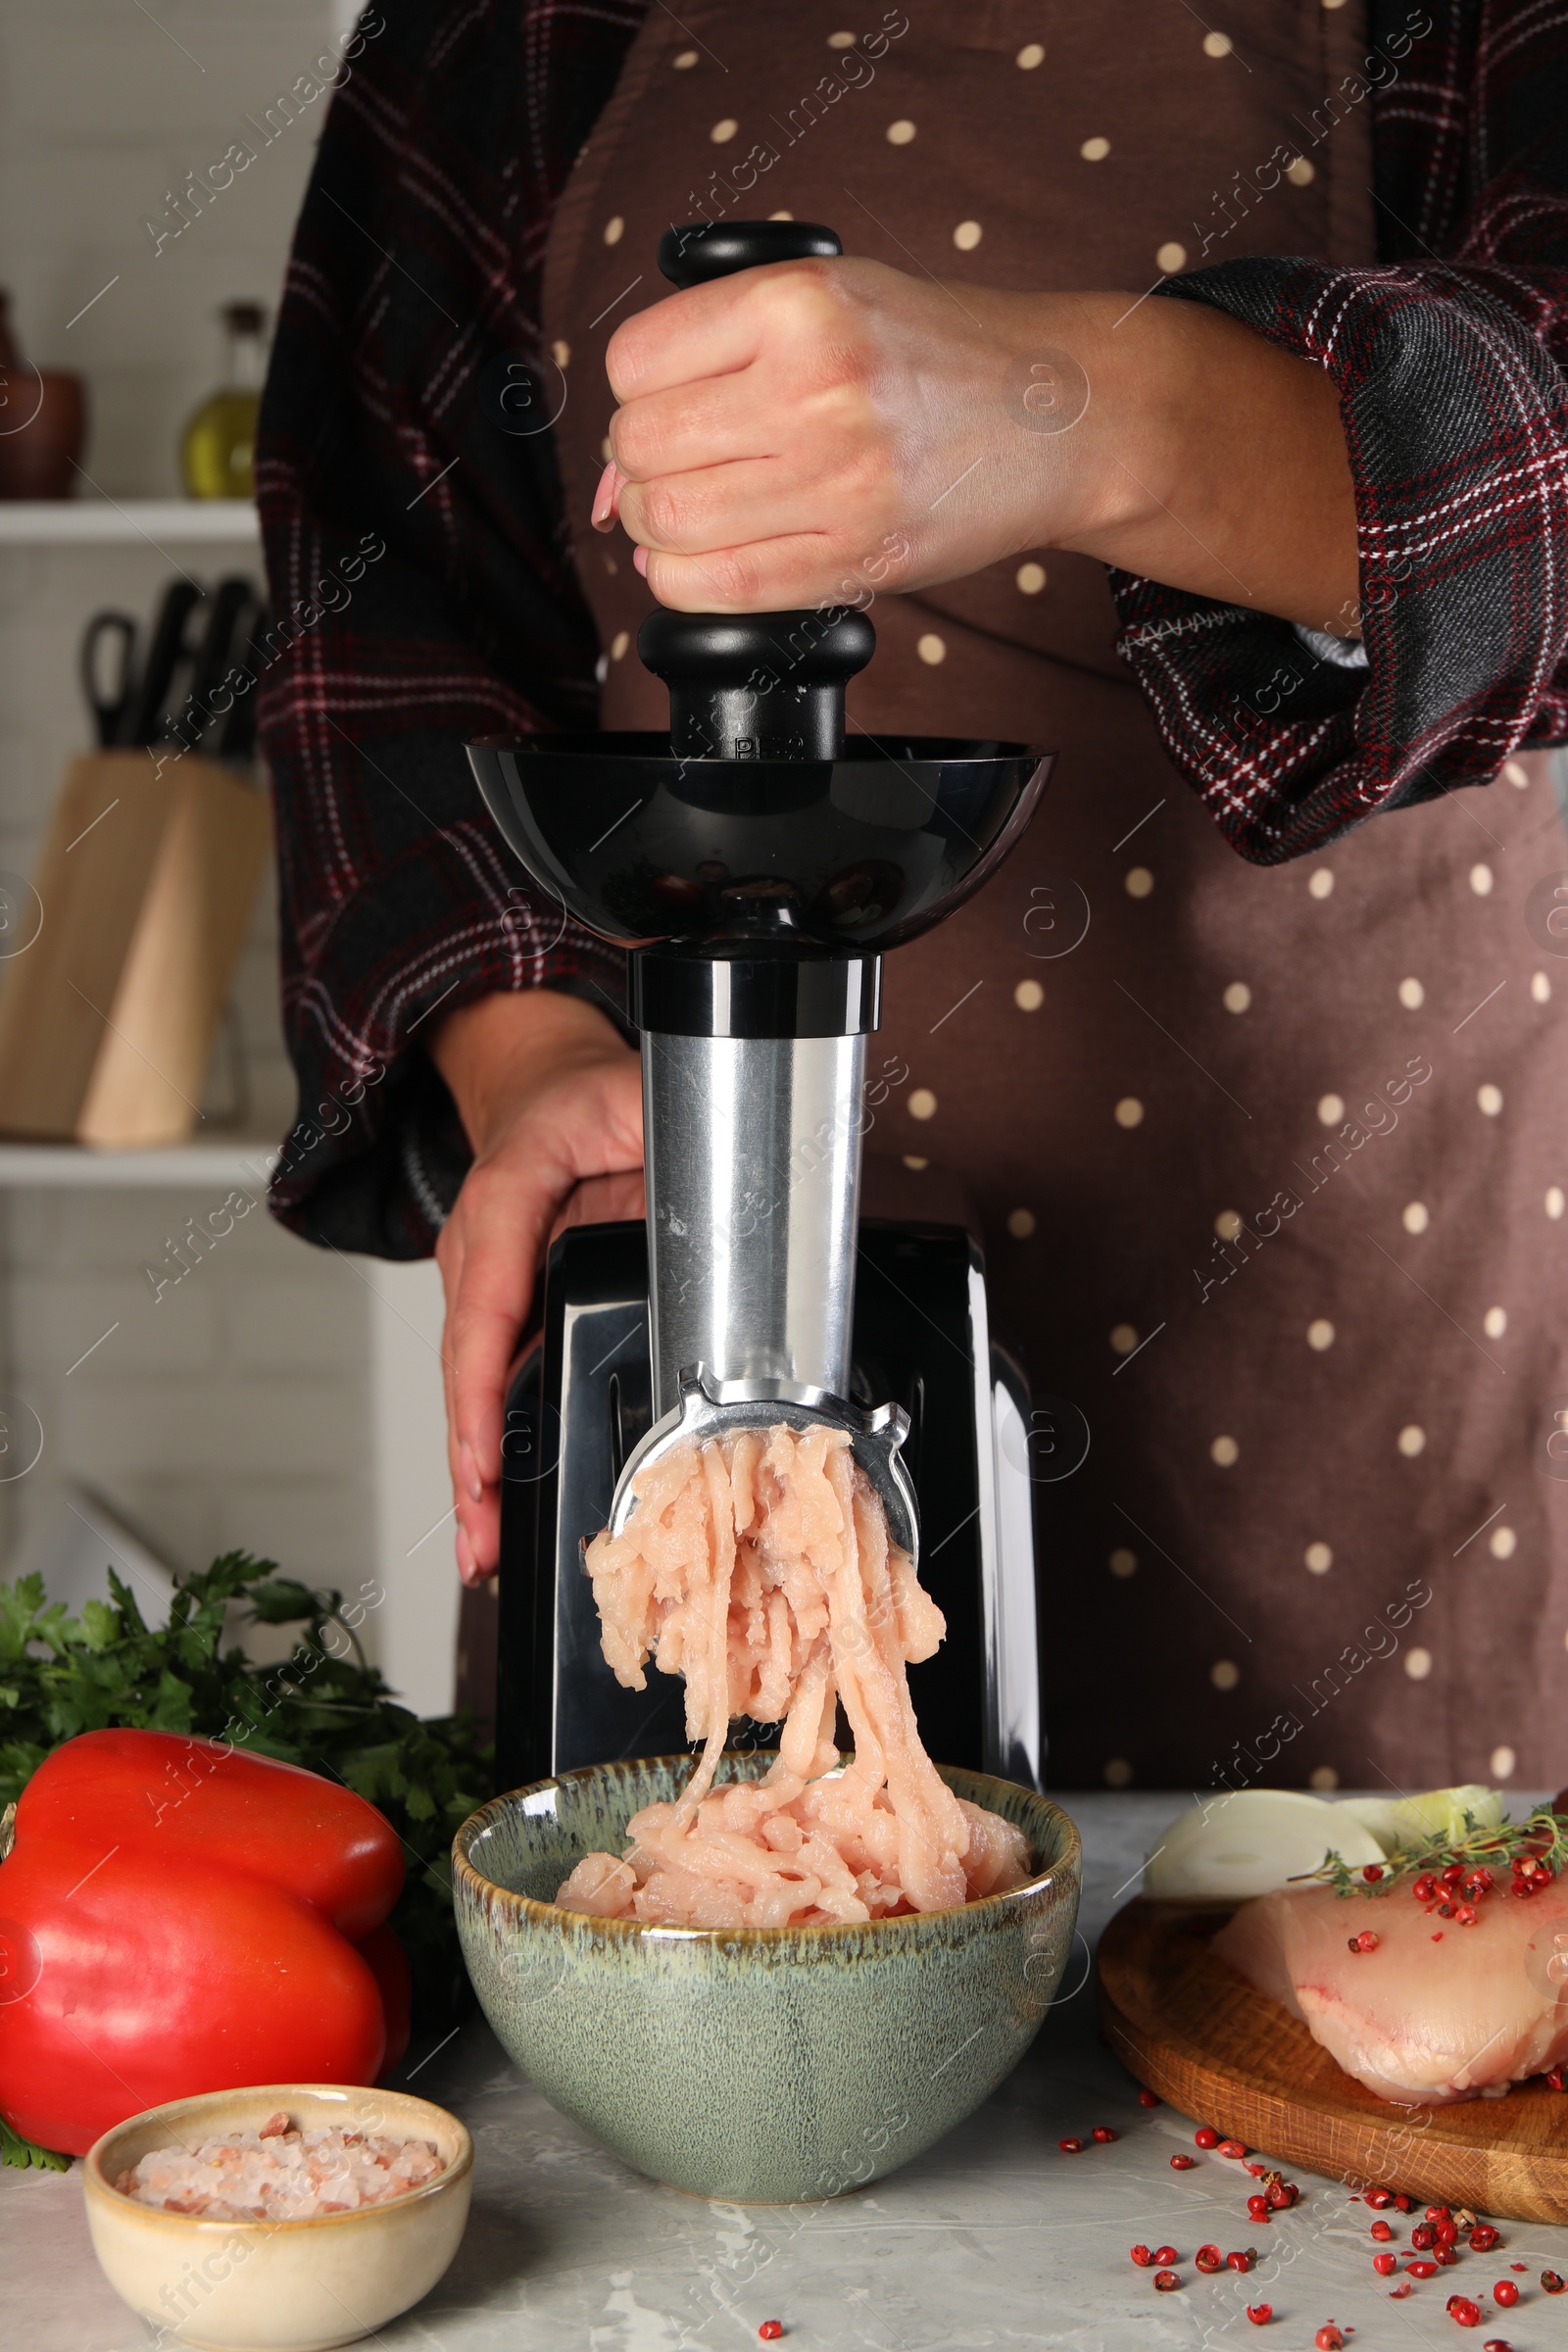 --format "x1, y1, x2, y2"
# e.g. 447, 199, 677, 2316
599, 257, 1110, 612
